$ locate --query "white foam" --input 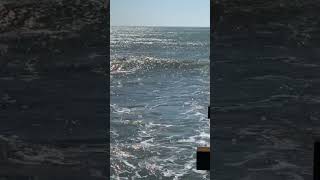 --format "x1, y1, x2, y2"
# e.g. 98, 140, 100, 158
122, 159, 136, 169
